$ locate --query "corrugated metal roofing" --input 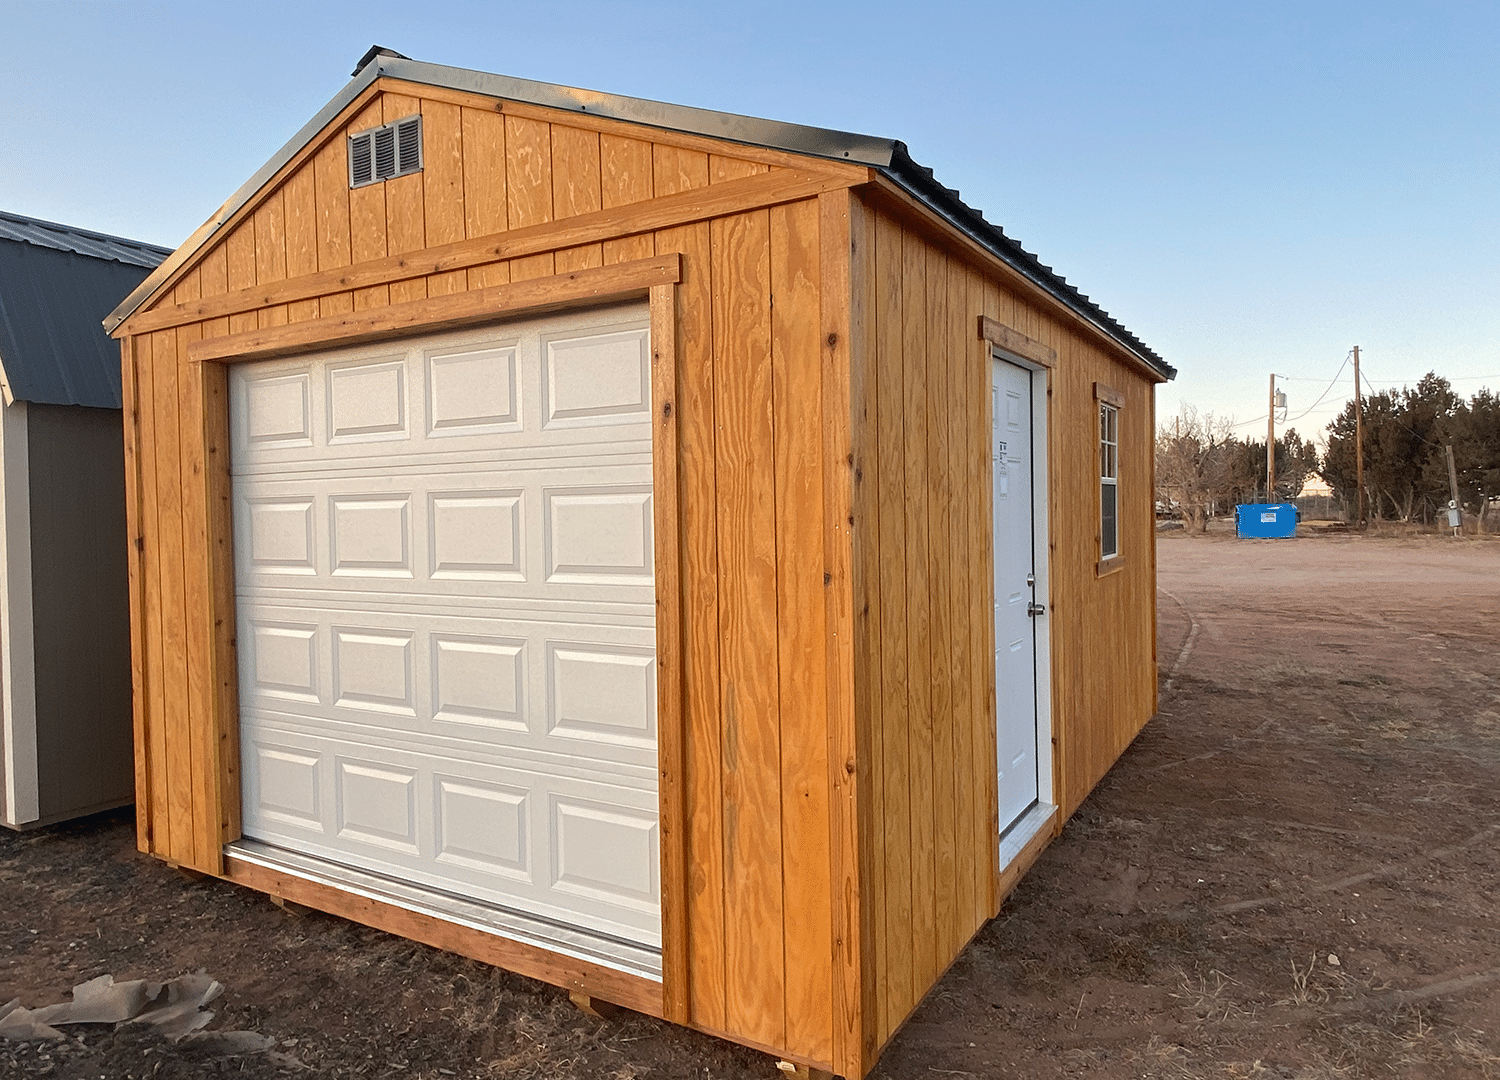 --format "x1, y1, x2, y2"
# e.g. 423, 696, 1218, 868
0, 212, 169, 408
104, 52, 1172, 381
0, 210, 170, 270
